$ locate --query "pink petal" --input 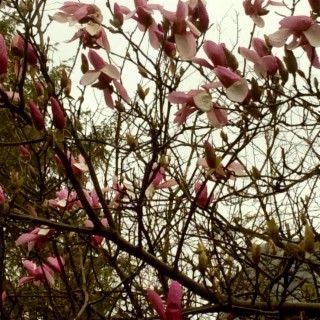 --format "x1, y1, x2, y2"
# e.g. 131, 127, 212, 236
113, 80, 131, 103
214, 66, 241, 88
251, 15, 264, 28
104, 88, 114, 109
175, 32, 197, 60
47, 256, 65, 273
50, 97, 64, 130
101, 64, 120, 80
225, 78, 249, 103
44, 270, 55, 286
238, 47, 260, 63
0, 34, 8, 76
88, 50, 106, 70
279, 16, 313, 32
156, 179, 177, 189
80, 71, 101, 86
267, 28, 292, 47
191, 57, 214, 69
167, 91, 194, 104
166, 281, 182, 320
19, 276, 34, 285
147, 289, 166, 320
16, 233, 41, 246
193, 92, 212, 112
303, 23, 320, 47
203, 41, 227, 67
